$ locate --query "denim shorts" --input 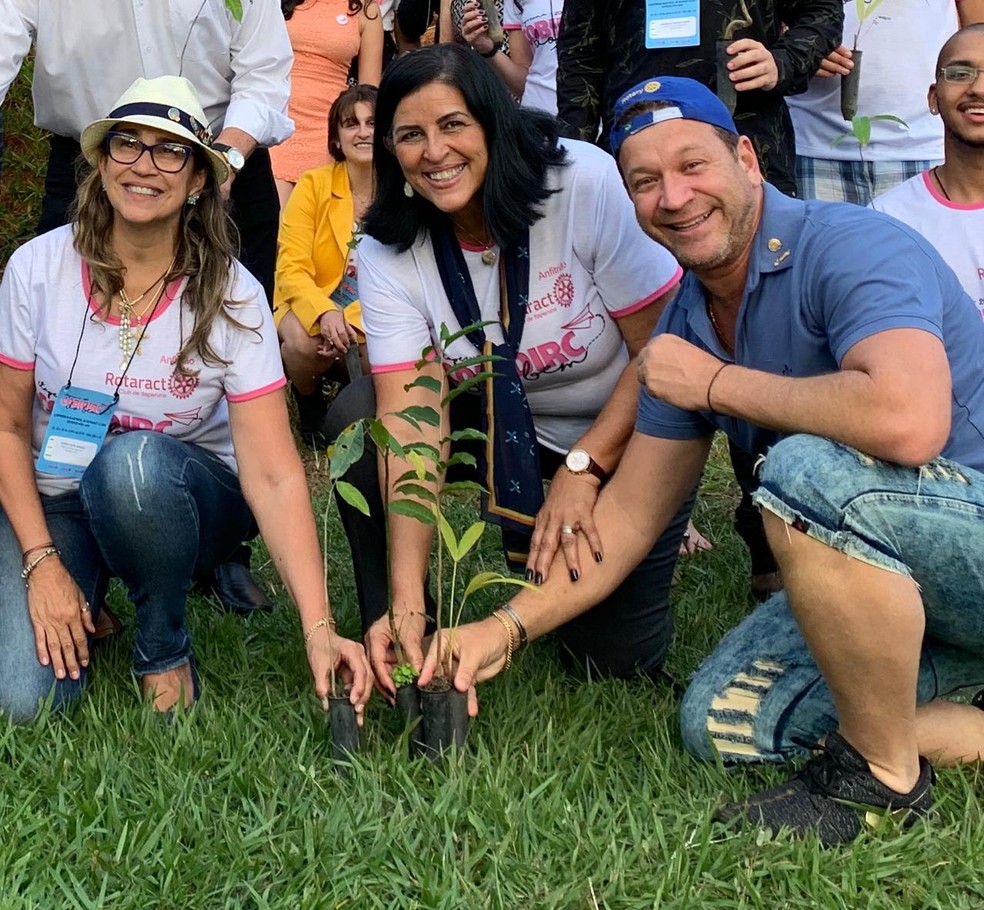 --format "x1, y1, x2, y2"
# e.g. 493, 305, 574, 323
680, 434, 984, 763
